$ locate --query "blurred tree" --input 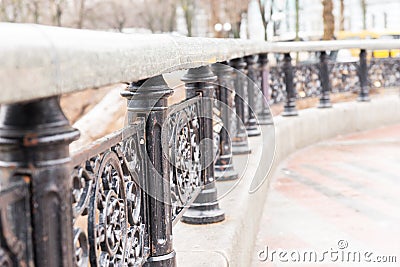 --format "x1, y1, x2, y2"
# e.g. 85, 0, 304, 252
83, 0, 141, 31
257, 0, 271, 40
226, 0, 248, 38
339, 0, 344, 31
180, 0, 194, 36
206, 0, 248, 38
140, 0, 177, 33
322, 0, 335, 40
295, 0, 299, 41
0, 0, 250, 37
0, 0, 174, 32
76, 0, 85, 28
52, 0, 64, 26
27, 0, 40, 23
209, 0, 221, 37
0, 0, 27, 22
360, 0, 366, 30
